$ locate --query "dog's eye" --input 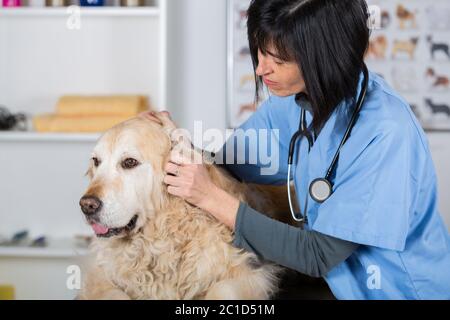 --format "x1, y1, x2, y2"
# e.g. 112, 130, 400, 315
92, 157, 101, 167
122, 158, 140, 169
